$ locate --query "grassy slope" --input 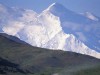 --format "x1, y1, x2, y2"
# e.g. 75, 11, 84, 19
74, 66, 100, 75
0, 33, 100, 75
